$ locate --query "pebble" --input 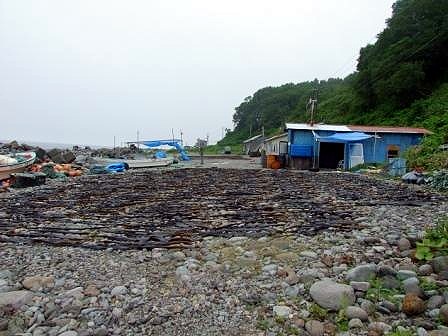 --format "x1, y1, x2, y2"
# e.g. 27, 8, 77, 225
419, 264, 434, 276
368, 322, 392, 334
377, 265, 397, 277
397, 237, 411, 251
381, 275, 401, 289
310, 280, 355, 311
300, 250, 318, 259
59, 332, 78, 336
403, 277, 424, 297
111, 286, 127, 297
350, 281, 370, 292
345, 306, 368, 321
22, 276, 55, 291
428, 308, 440, 318
373, 246, 386, 253
379, 300, 398, 313
398, 270, 418, 280
417, 327, 429, 336
432, 256, 448, 274
402, 293, 426, 316
305, 320, 324, 336
262, 264, 278, 275
84, 285, 100, 297
346, 264, 377, 282
273, 305, 291, 319
439, 304, 448, 324
63, 287, 84, 299
171, 251, 186, 261
284, 285, 300, 298
0, 290, 33, 309
427, 295, 445, 309
360, 300, 376, 315
348, 318, 364, 329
